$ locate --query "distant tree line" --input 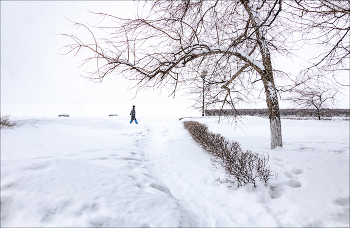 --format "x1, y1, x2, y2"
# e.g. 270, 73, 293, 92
205, 109, 350, 119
